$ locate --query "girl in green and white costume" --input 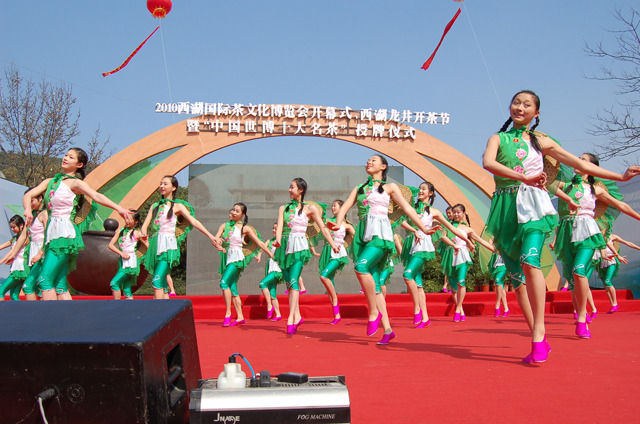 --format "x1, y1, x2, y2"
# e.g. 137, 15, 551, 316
108, 210, 147, 300
488, 253, 510, 317
256, 223, 284, 321
330, 155, 459, 345
274, 177, 338, 335
23, 148, 132, 301
400, 182, 468, 328
441, 204, 495, 322
212, 202, 273, 327
20, 192, 47, 301
142, 175, 217, 300
0, 215, 29, 300
553, 153, 640, 338
593, 233, 639, 313
483, 90, 640, 363
318, 200, 356, 325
